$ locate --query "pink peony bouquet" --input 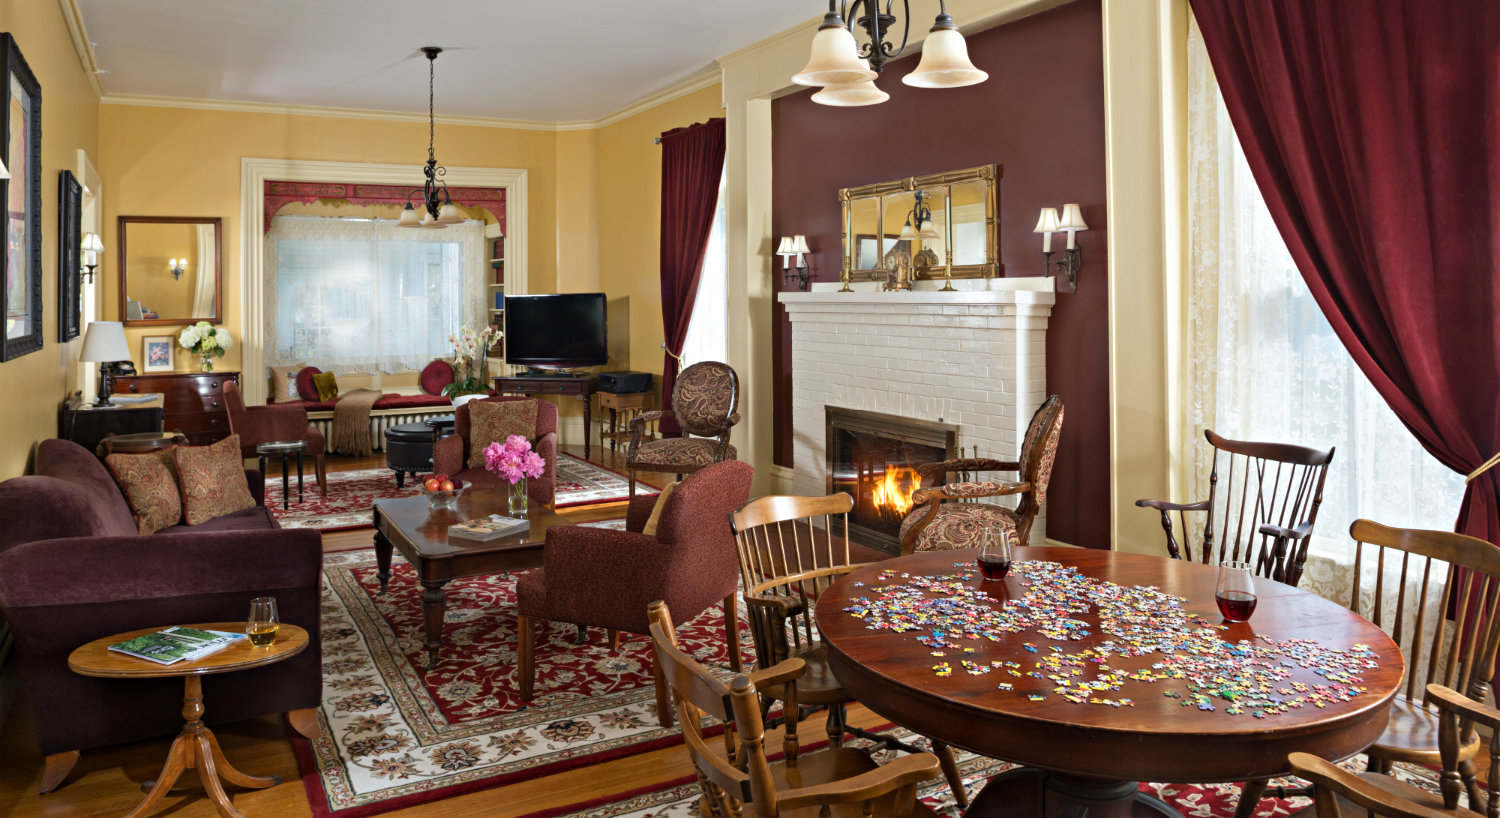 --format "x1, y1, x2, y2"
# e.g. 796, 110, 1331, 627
483, 434, 545, 485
